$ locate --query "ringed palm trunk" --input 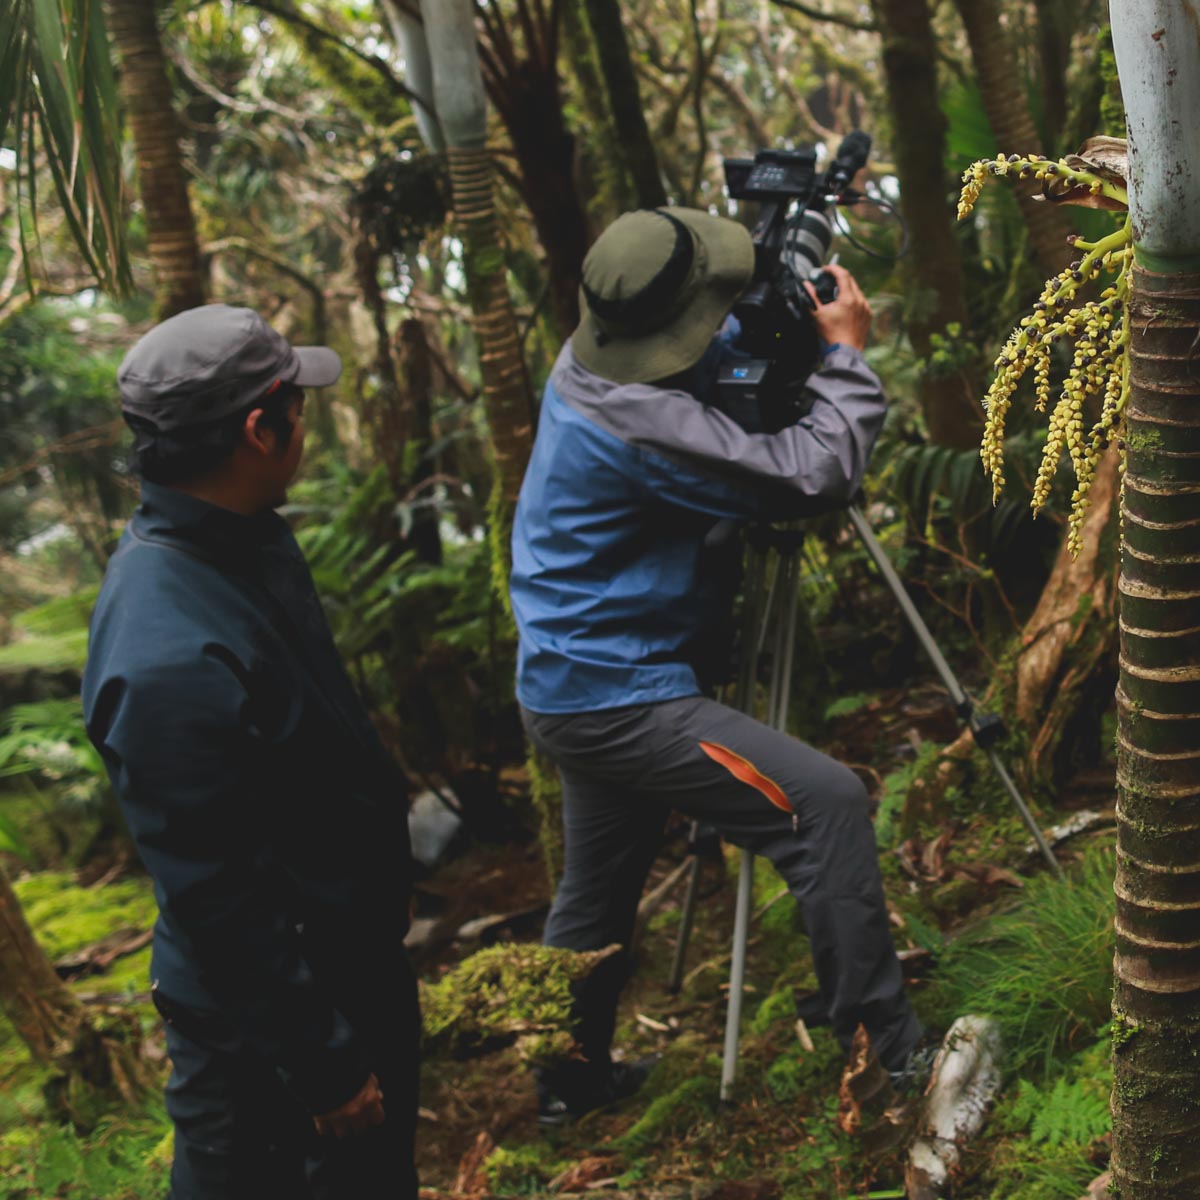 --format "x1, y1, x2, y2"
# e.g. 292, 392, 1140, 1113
1111, 261, 1200, 1198
870, 0, 981, 449
0, 866, 149, 1125
419, 0, 560, 881
104, 0, 205, 318
951, 0, 1074, 276
1108, 5, 1200, 1194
